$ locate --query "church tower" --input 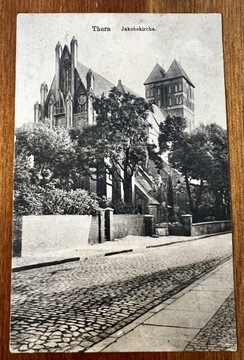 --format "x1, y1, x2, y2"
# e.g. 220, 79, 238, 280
144, 59, 195, 132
